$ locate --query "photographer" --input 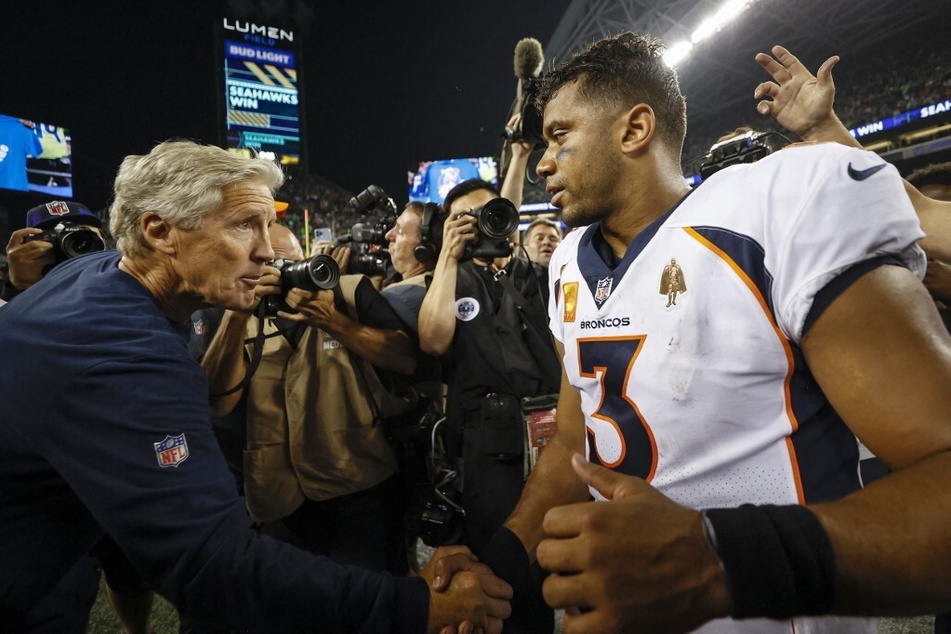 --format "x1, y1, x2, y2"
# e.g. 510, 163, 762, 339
203, 222, 416, 575
0, 139, 511, 633
418, 179, 561, 633
1, 200, 105, 302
